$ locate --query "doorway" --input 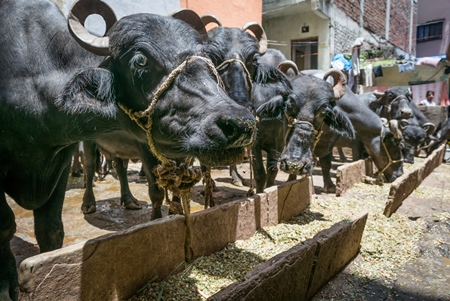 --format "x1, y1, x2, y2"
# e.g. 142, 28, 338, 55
291, 38, 318, 71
